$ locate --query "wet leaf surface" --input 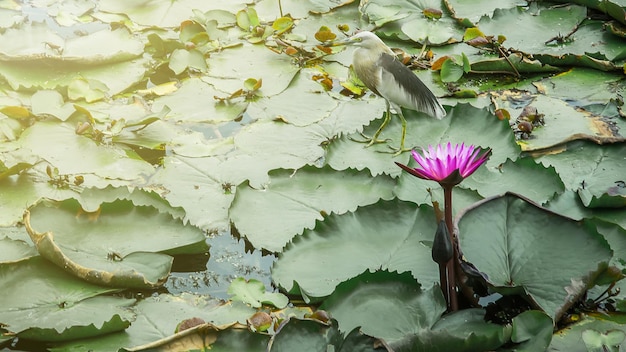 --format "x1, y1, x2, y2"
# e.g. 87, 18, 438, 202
458, 193, 612, 320
273, 200, 440, 299
24, 199, 206, 288
231, 166, 395, 252
0, 257, 131, 341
